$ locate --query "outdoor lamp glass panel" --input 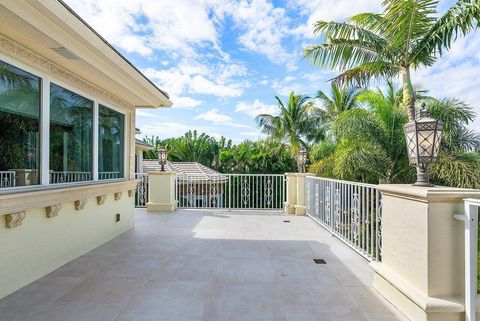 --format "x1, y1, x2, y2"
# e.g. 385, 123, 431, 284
156, 146, 168, 171
404, 107, 443, 186
296, 147, 307, 172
